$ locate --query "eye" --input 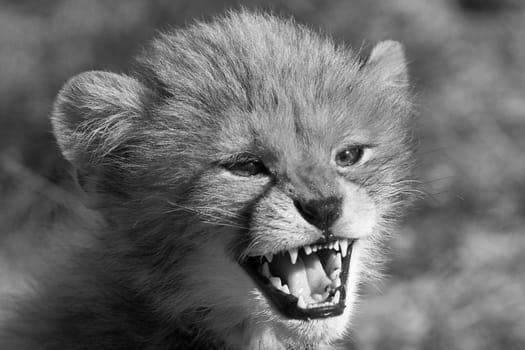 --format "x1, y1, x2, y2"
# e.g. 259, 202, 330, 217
222, 155, 268, 177
334, 146, 365, 167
